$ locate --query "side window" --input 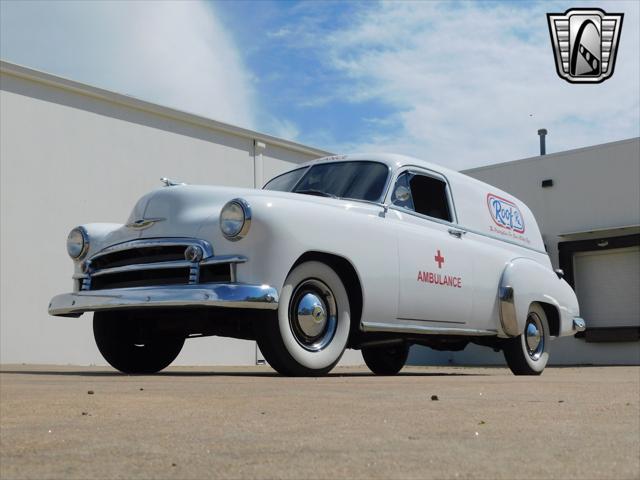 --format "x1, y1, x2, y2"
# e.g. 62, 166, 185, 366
391, 172, 415, 210
392, 172, 452, 222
